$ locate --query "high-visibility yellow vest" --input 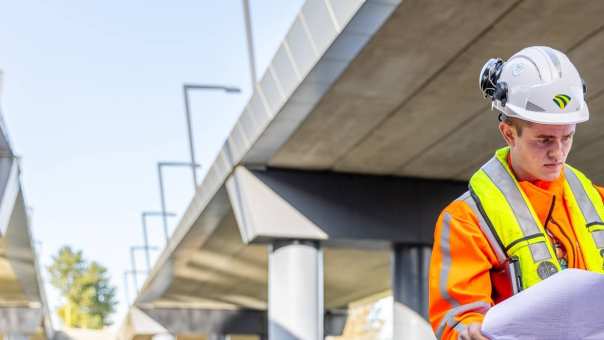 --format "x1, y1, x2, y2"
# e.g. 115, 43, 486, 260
469, 147, 604, 291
